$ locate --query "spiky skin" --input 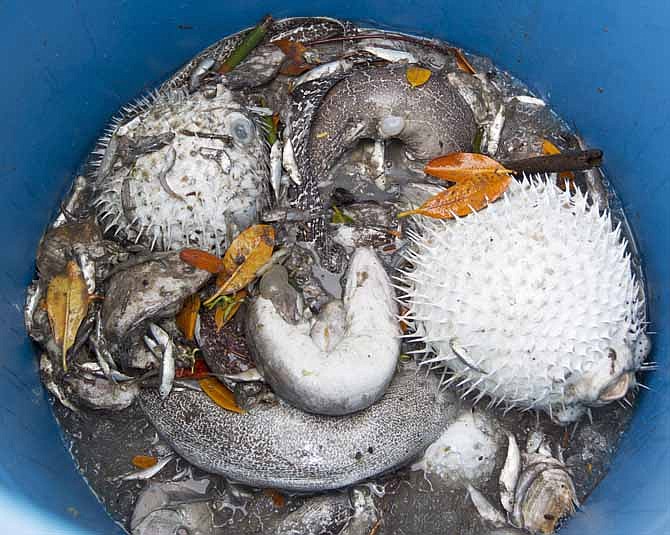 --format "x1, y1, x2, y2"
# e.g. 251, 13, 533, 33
92, 87, 269, 255
401, 177, 649, 423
